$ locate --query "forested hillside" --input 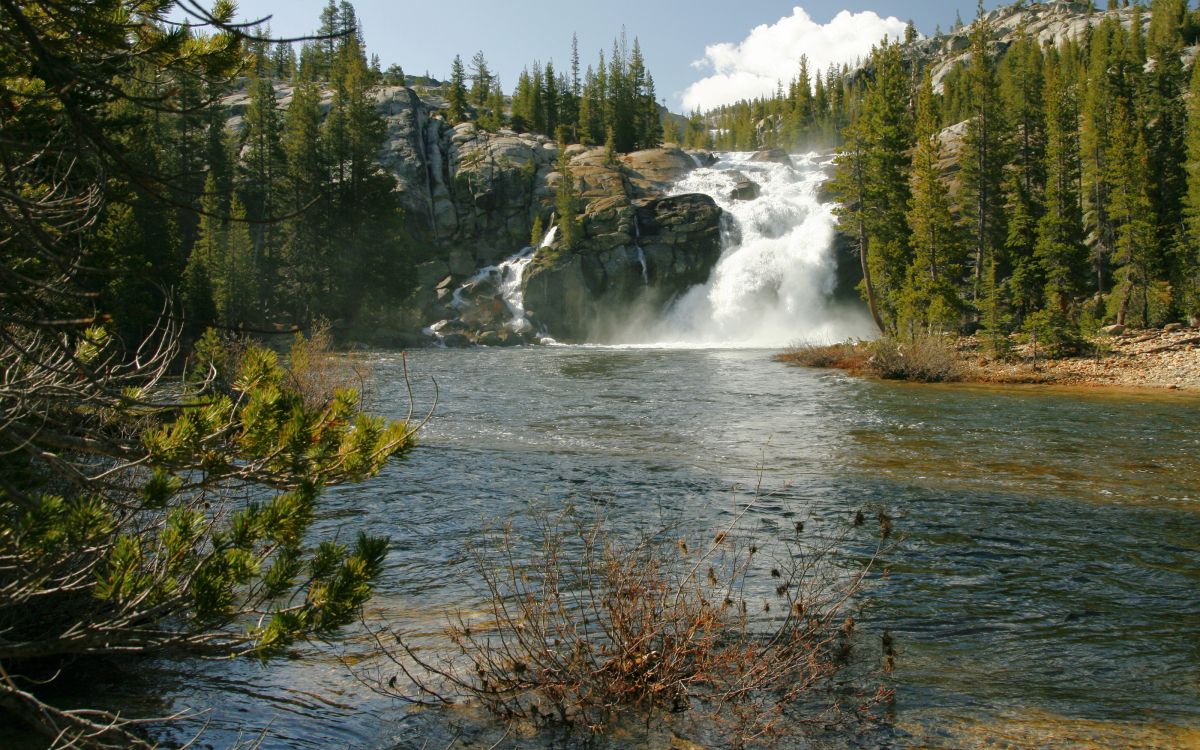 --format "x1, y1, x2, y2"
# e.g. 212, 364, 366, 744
702, 0, 1200, 351
46, 0, 669, 342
